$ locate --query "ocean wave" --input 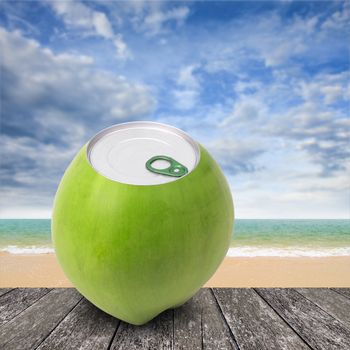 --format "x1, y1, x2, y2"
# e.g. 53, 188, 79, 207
227, 246, 350, 257
1, 244, 349, 257
0, 245, 54, 254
